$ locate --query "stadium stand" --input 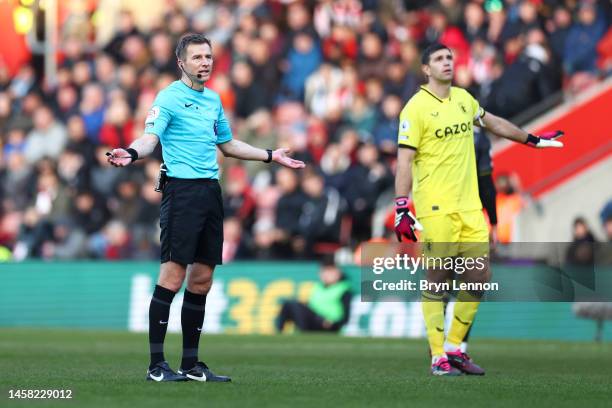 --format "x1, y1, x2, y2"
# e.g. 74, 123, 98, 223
0, 0, 610, 261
